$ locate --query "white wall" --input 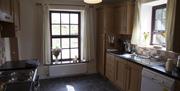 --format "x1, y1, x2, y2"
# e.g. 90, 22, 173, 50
17, 0, 42, 61
17, 0, 97, 78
